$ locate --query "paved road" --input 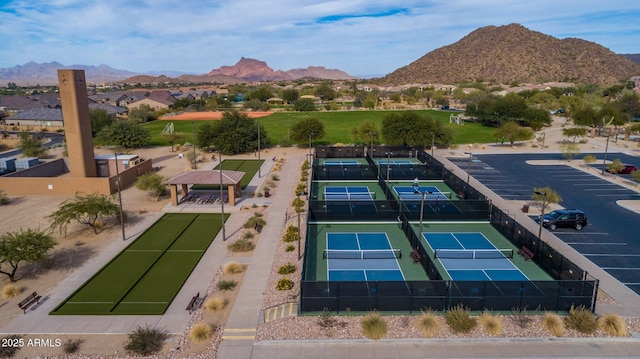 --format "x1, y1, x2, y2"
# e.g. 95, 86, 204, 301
450, 152, 640, 295
1, 132, 64, 158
